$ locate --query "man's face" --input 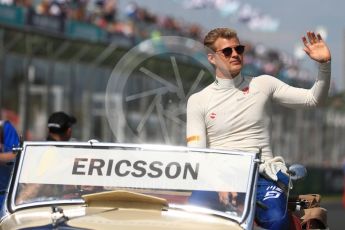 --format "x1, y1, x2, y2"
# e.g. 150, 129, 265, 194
208, 37, 244, 78
62, 127, 72, 141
